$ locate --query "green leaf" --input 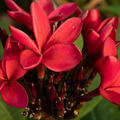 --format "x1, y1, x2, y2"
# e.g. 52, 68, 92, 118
73, 73, 102, 120
74, 34, 84, 51
0, 96, 26, 120
117, 19, 120, 41
0, 21, 10, 59
103, 6, 120, 16
74, 96, 102, 120
88, 74, 101, 92
81, 99, 120, 120
0, 21, 10, 35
